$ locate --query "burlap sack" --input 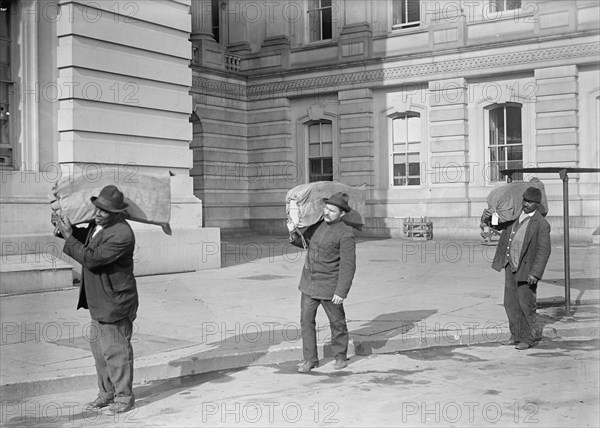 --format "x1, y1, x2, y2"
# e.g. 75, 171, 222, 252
483, 177, 548, 225
286, 182, 366, 231
49, 171, 172, 235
